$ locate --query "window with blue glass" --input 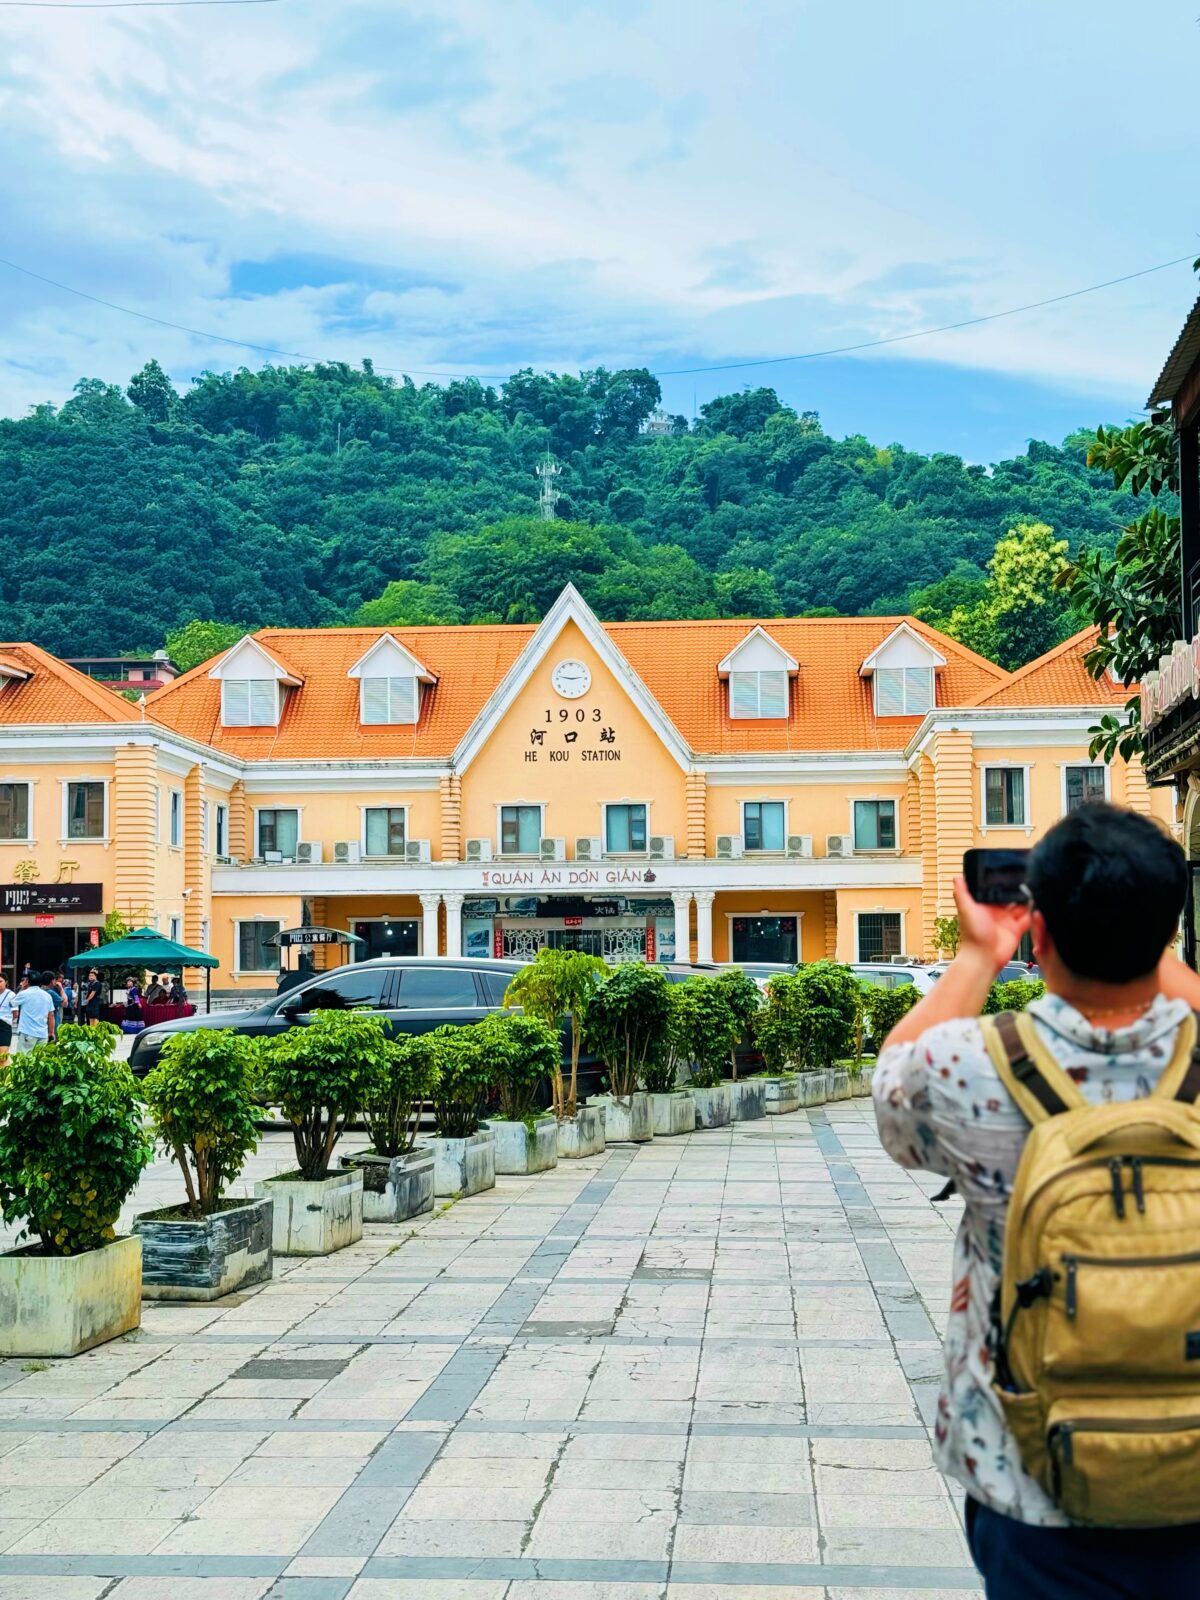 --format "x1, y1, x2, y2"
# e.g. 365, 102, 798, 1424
605, 804, 647, 853
743, 801, 786, 851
